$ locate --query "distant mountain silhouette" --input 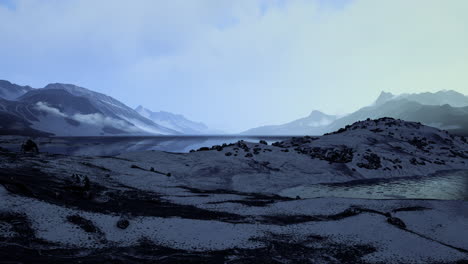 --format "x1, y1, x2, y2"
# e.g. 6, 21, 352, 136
242, 110, 337, 135
135, 106, 220, 135
242, 90, 468, 136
